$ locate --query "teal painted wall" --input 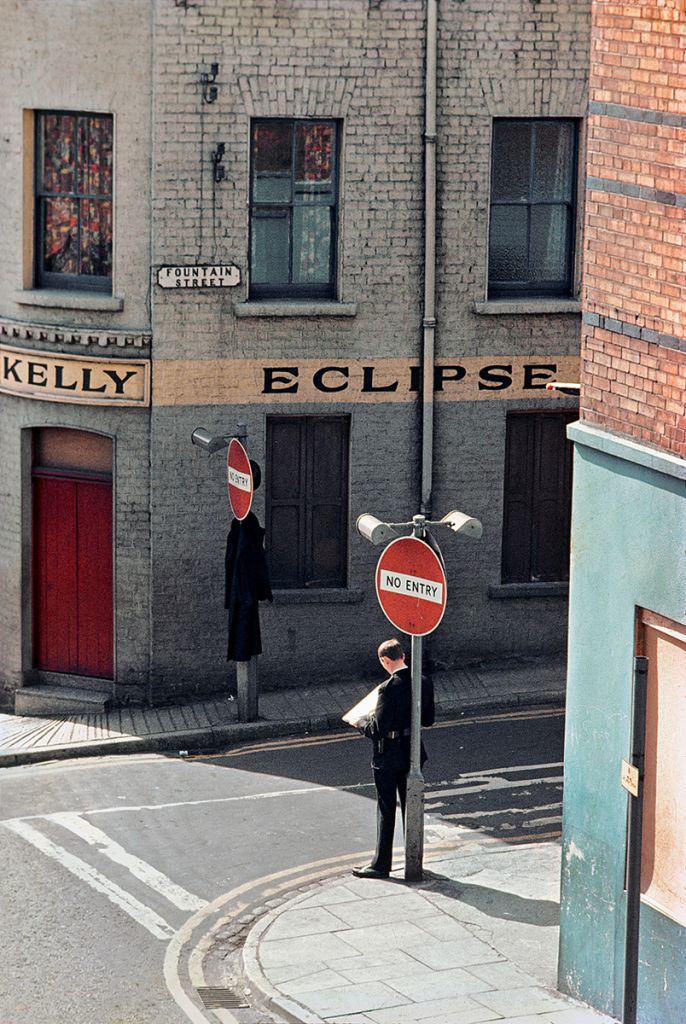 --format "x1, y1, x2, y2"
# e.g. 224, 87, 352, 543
558, 428, 686, 1022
